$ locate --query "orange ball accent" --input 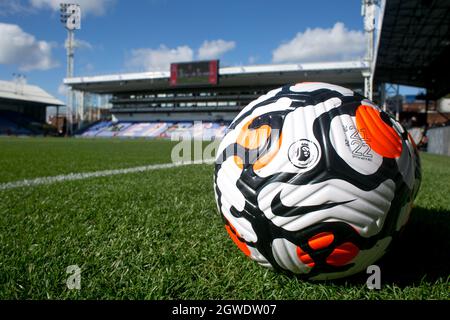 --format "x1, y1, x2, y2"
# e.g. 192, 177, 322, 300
326, 242, 359, 266
308, 232, 335, 250
253, 133, 283, 171
355, 105, 402, 158
225, 222, 251, 257
296, 246, 315, 268
236, 118, 271, 150
233, 155, 244, 169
